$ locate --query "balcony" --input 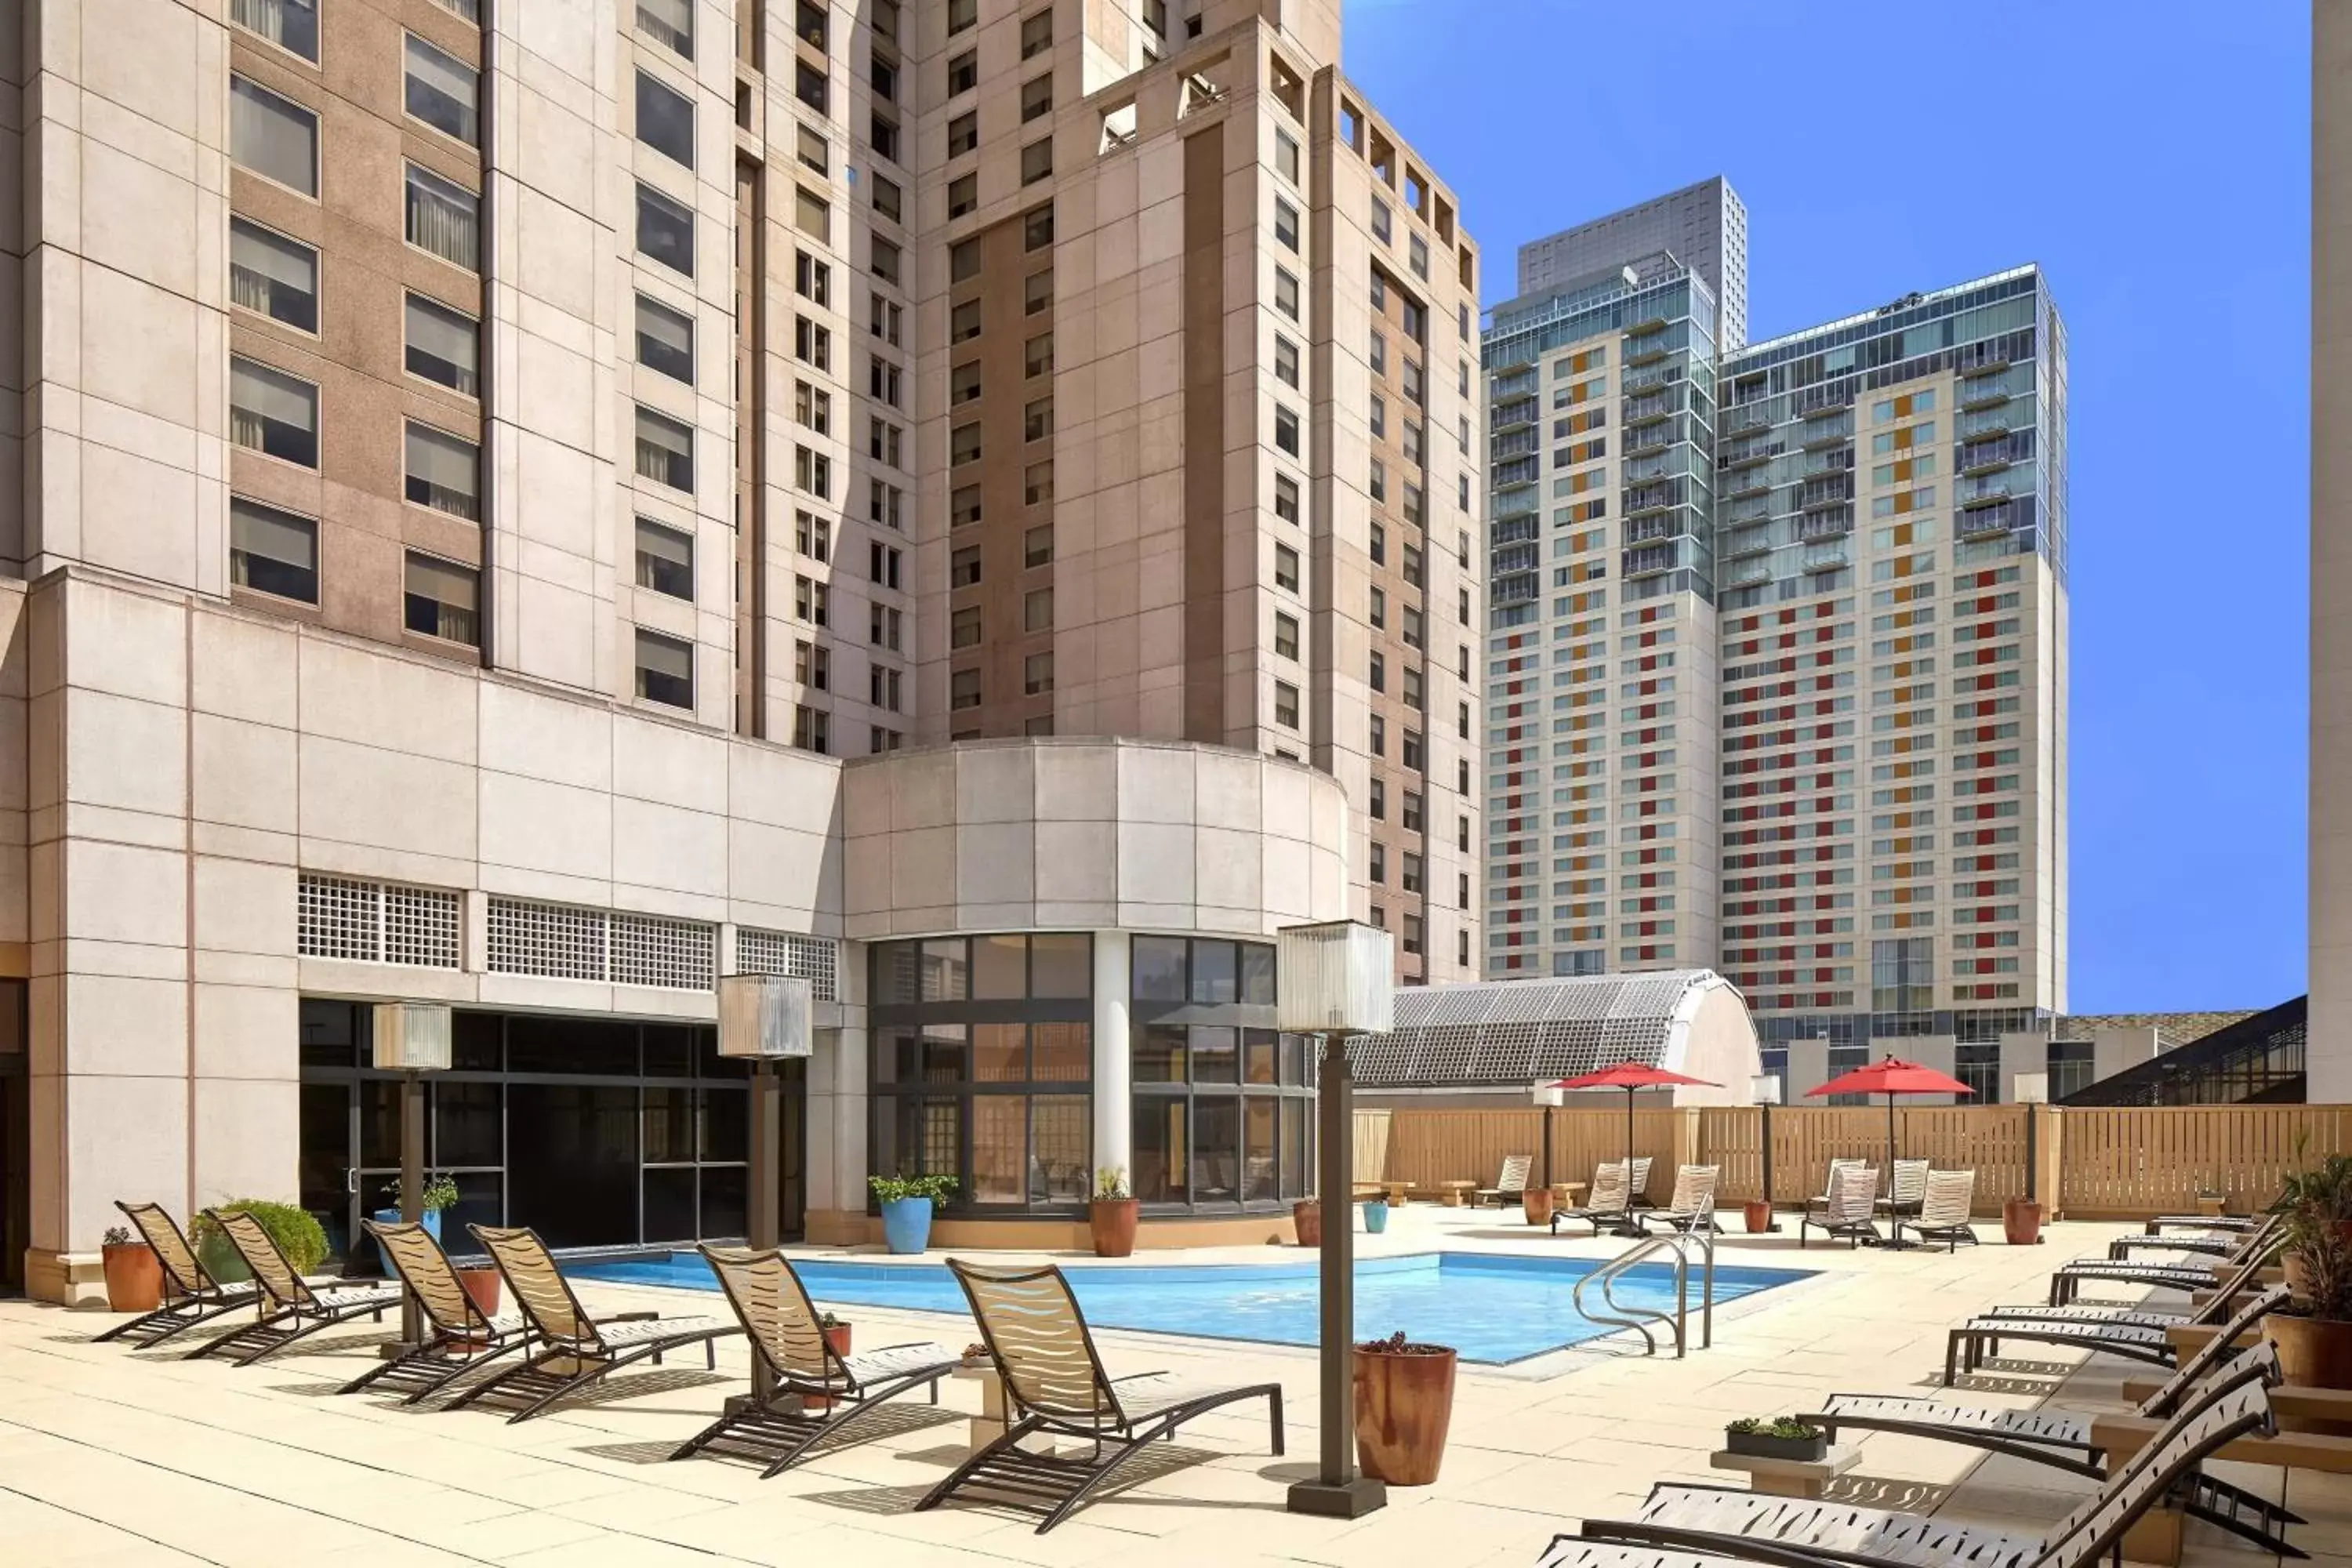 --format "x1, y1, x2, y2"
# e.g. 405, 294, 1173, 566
1802, 414, 1853, 449
1492, 492, 1538, 521
1492, 397, 1538, 431
1623, 456, 1674, 485
1726, 557, 1771, 586
1723, 527, 1773, 560
1723, 408, 1774, 438
1800, 450, 1850, 478
1494, 571, 1541, 606
1621, 394, 1675, 426
1958, 501, 2019, 538
1791, 386, 1853, 419
1623, 543, 1679, 579
1958, 405, 2016, 439
1490, 428, 1539, 460
1624, 482, 1682, 517
1956, 474, 2015, 506
1623, 339, 1670, 368
1490, 544, 1538, 574
1798, 480, 1853, 512
1490, 515, 1540, 546
1720, 441, 1773, 470
1726, 472, 1773, 501
1624, 422, 1674, 458
1723, 495, 1773, 525
1494, 456, 1539, 489
1624, 514, 1682, 546
1621, 366, 1675, 397
1800, 542, 1849, 573
1958, 440, 2013, 476
1796, 511, 1852, 543
1491, 369, 1538, 400
1961, 376, 2012, 410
